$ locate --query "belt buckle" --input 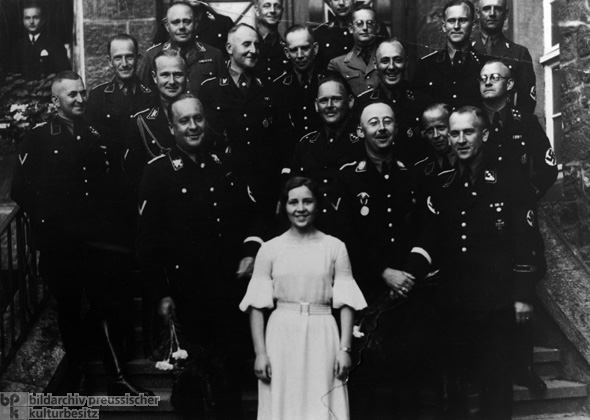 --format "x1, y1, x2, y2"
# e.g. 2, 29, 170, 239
300, 302, 310, 316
